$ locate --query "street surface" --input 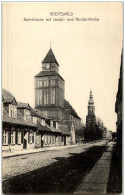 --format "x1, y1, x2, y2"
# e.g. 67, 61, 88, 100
2, 140, 106, 181
2, 140, 107, 193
